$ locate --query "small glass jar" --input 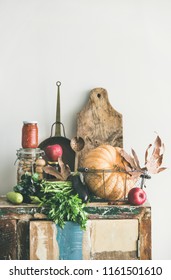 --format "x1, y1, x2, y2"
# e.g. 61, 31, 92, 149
22, 121, 38, 149
16, 148, 44, 183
